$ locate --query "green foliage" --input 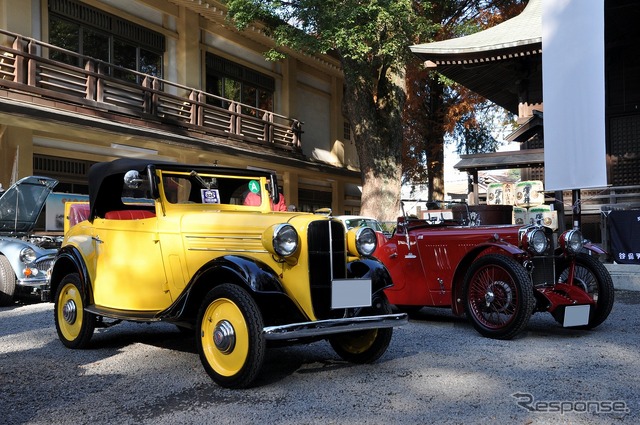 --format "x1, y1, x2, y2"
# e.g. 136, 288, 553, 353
225, 0, 434, 80
225, 0, 436, 218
